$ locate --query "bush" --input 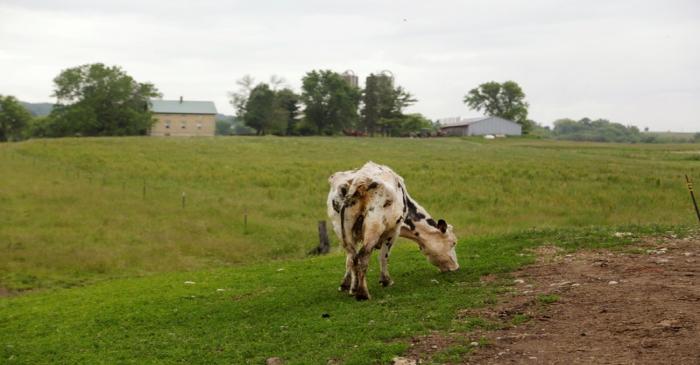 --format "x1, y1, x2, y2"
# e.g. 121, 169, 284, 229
0, 95, 32, 141
552, 118, 641, 143
215, 119, 234, 136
